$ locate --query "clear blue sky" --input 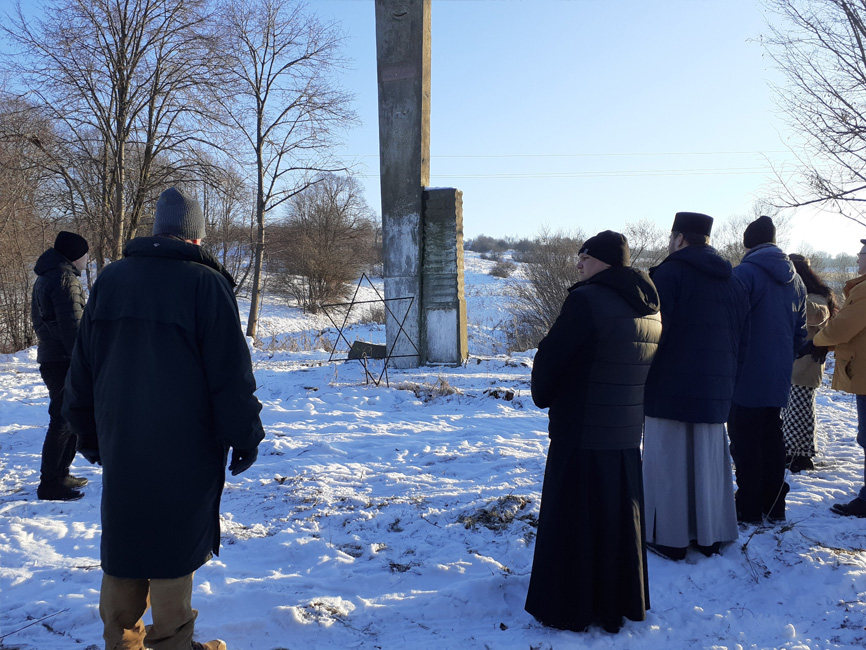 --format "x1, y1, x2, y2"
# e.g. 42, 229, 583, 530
3, 0, 862, 255
311, 0, 865, 255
